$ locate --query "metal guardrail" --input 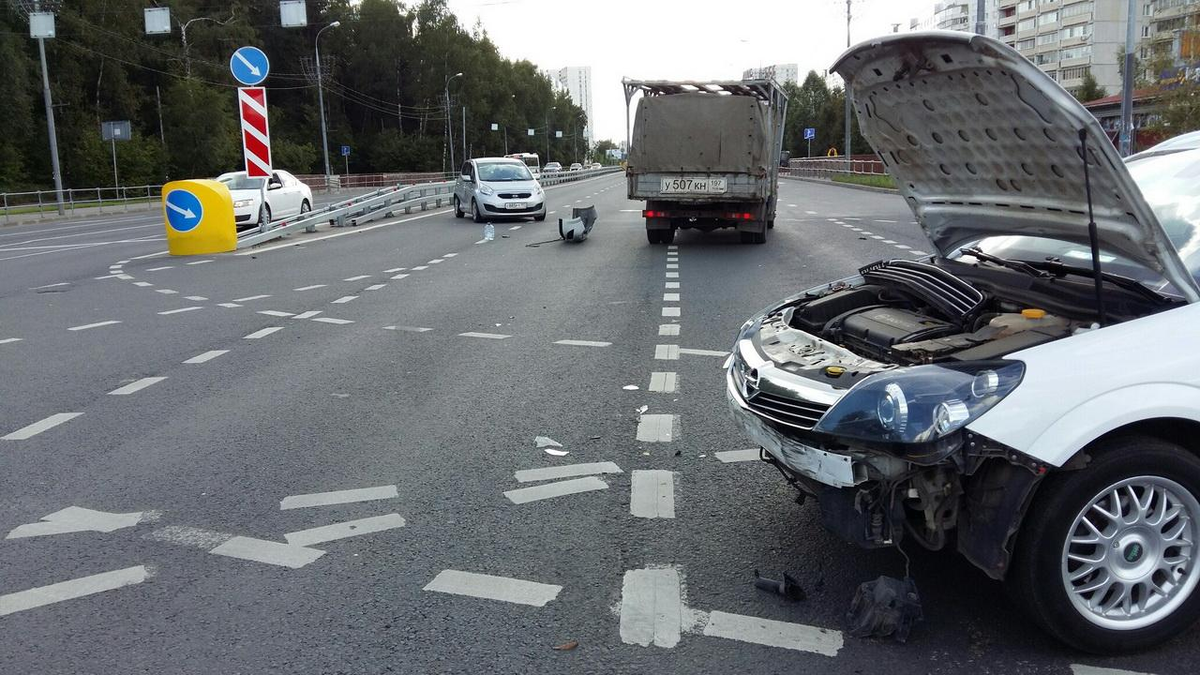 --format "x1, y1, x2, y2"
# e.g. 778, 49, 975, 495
2, 185, 164, 223
782, 157, 887, 179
